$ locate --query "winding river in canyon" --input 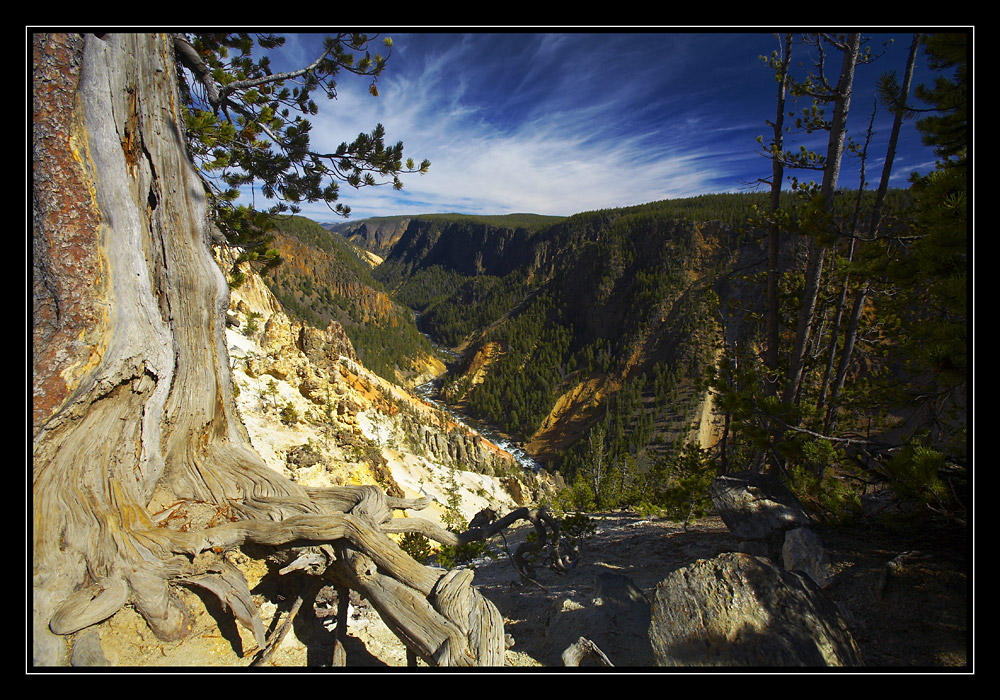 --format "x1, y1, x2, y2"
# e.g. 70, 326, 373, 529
411, 311, 545, 474
413, 376, 545, 473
